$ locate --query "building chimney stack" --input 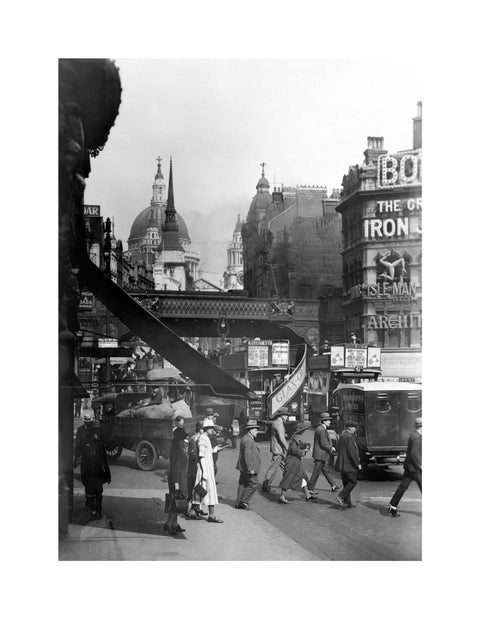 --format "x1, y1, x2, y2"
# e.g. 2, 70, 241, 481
364, 136, 387, 165
413, 101, 422, 150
